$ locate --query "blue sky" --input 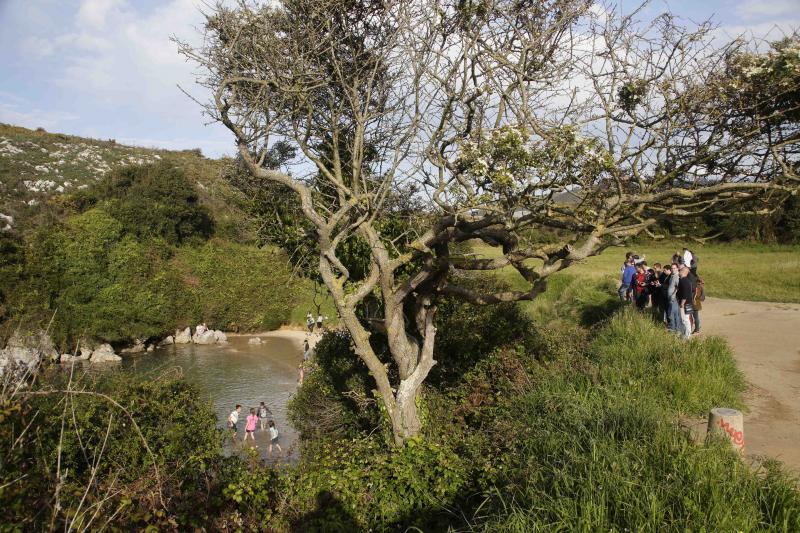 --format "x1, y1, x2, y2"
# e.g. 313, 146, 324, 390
1, 0, 798, 158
